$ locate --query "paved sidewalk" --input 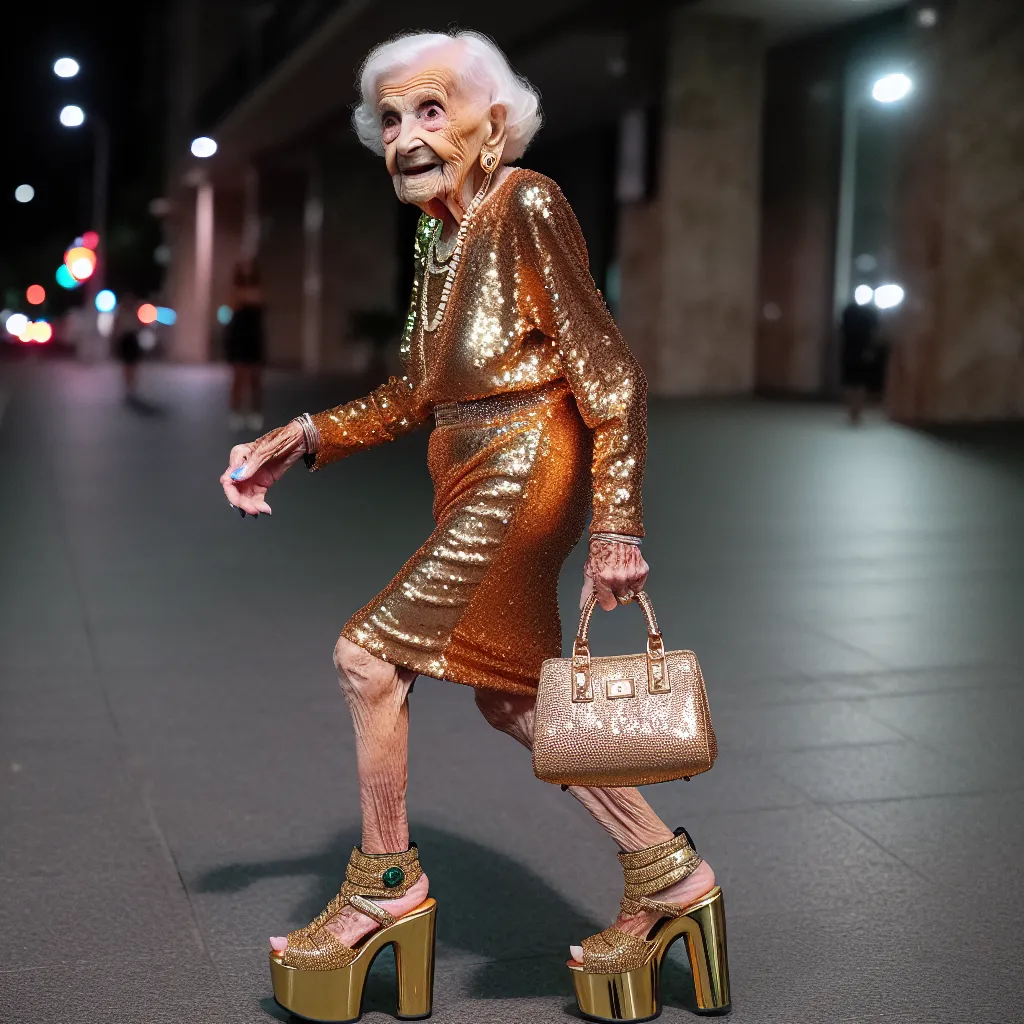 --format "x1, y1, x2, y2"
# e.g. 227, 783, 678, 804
1, 360, 1022, 1023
